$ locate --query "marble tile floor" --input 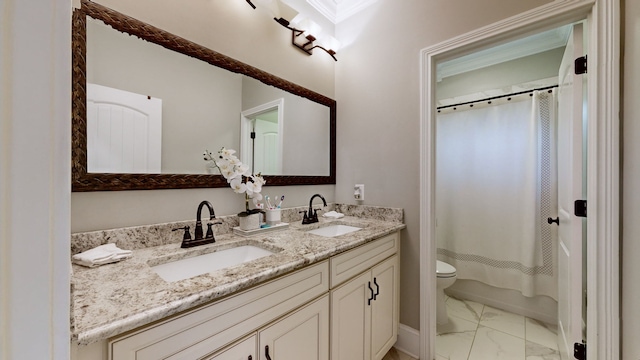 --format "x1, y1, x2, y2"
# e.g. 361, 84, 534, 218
435, 296, 560, 360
